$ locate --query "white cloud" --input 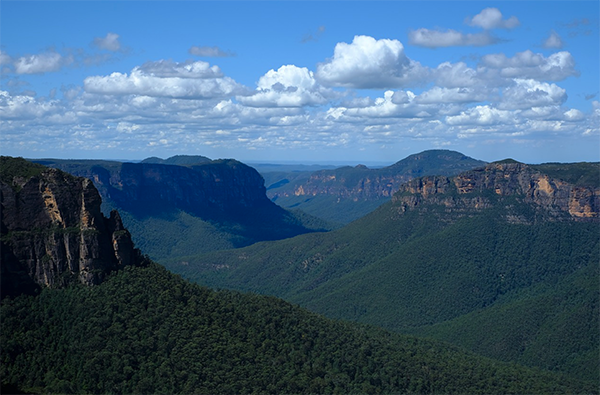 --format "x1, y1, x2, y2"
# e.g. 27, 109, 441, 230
434, 62, 480, 88
238, 65, 335, 107
92, 33, 122, 52
481, 50, 578, 81
189, 46, 235, 57
0, 90, 76, 123
137, 60, 224, 79
14, 51, 69, 74
315, 35, 429, 89
333, 90, 438, 120
416, 87, 488, 104
543, 31, 564, 49
499, 79, 567, 110
468, 8, 520, 30
408, 29, 498, 48
83, 60, 246, 99
446, 105, 518, 126
563, 108, 584, 121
